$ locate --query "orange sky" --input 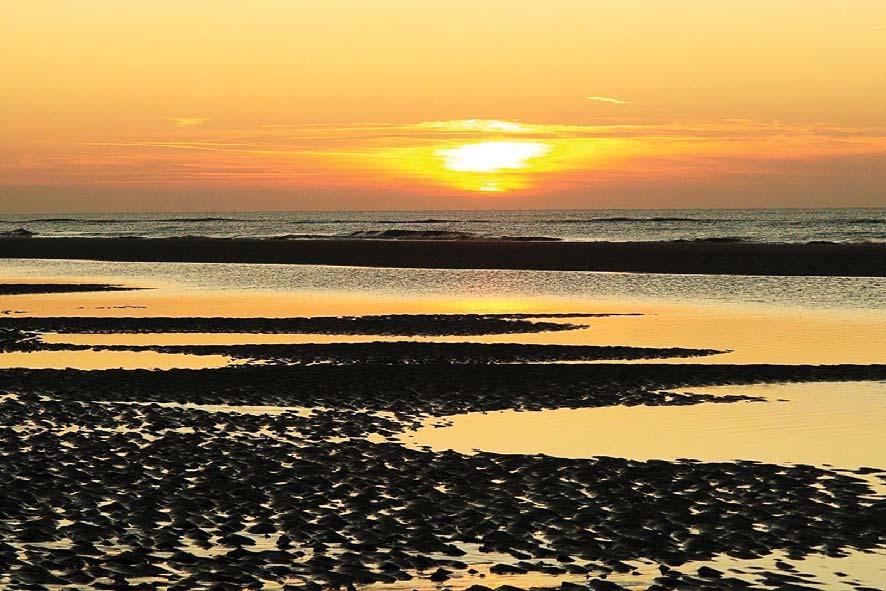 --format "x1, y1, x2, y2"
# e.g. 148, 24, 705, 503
2, 1, 885, 211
